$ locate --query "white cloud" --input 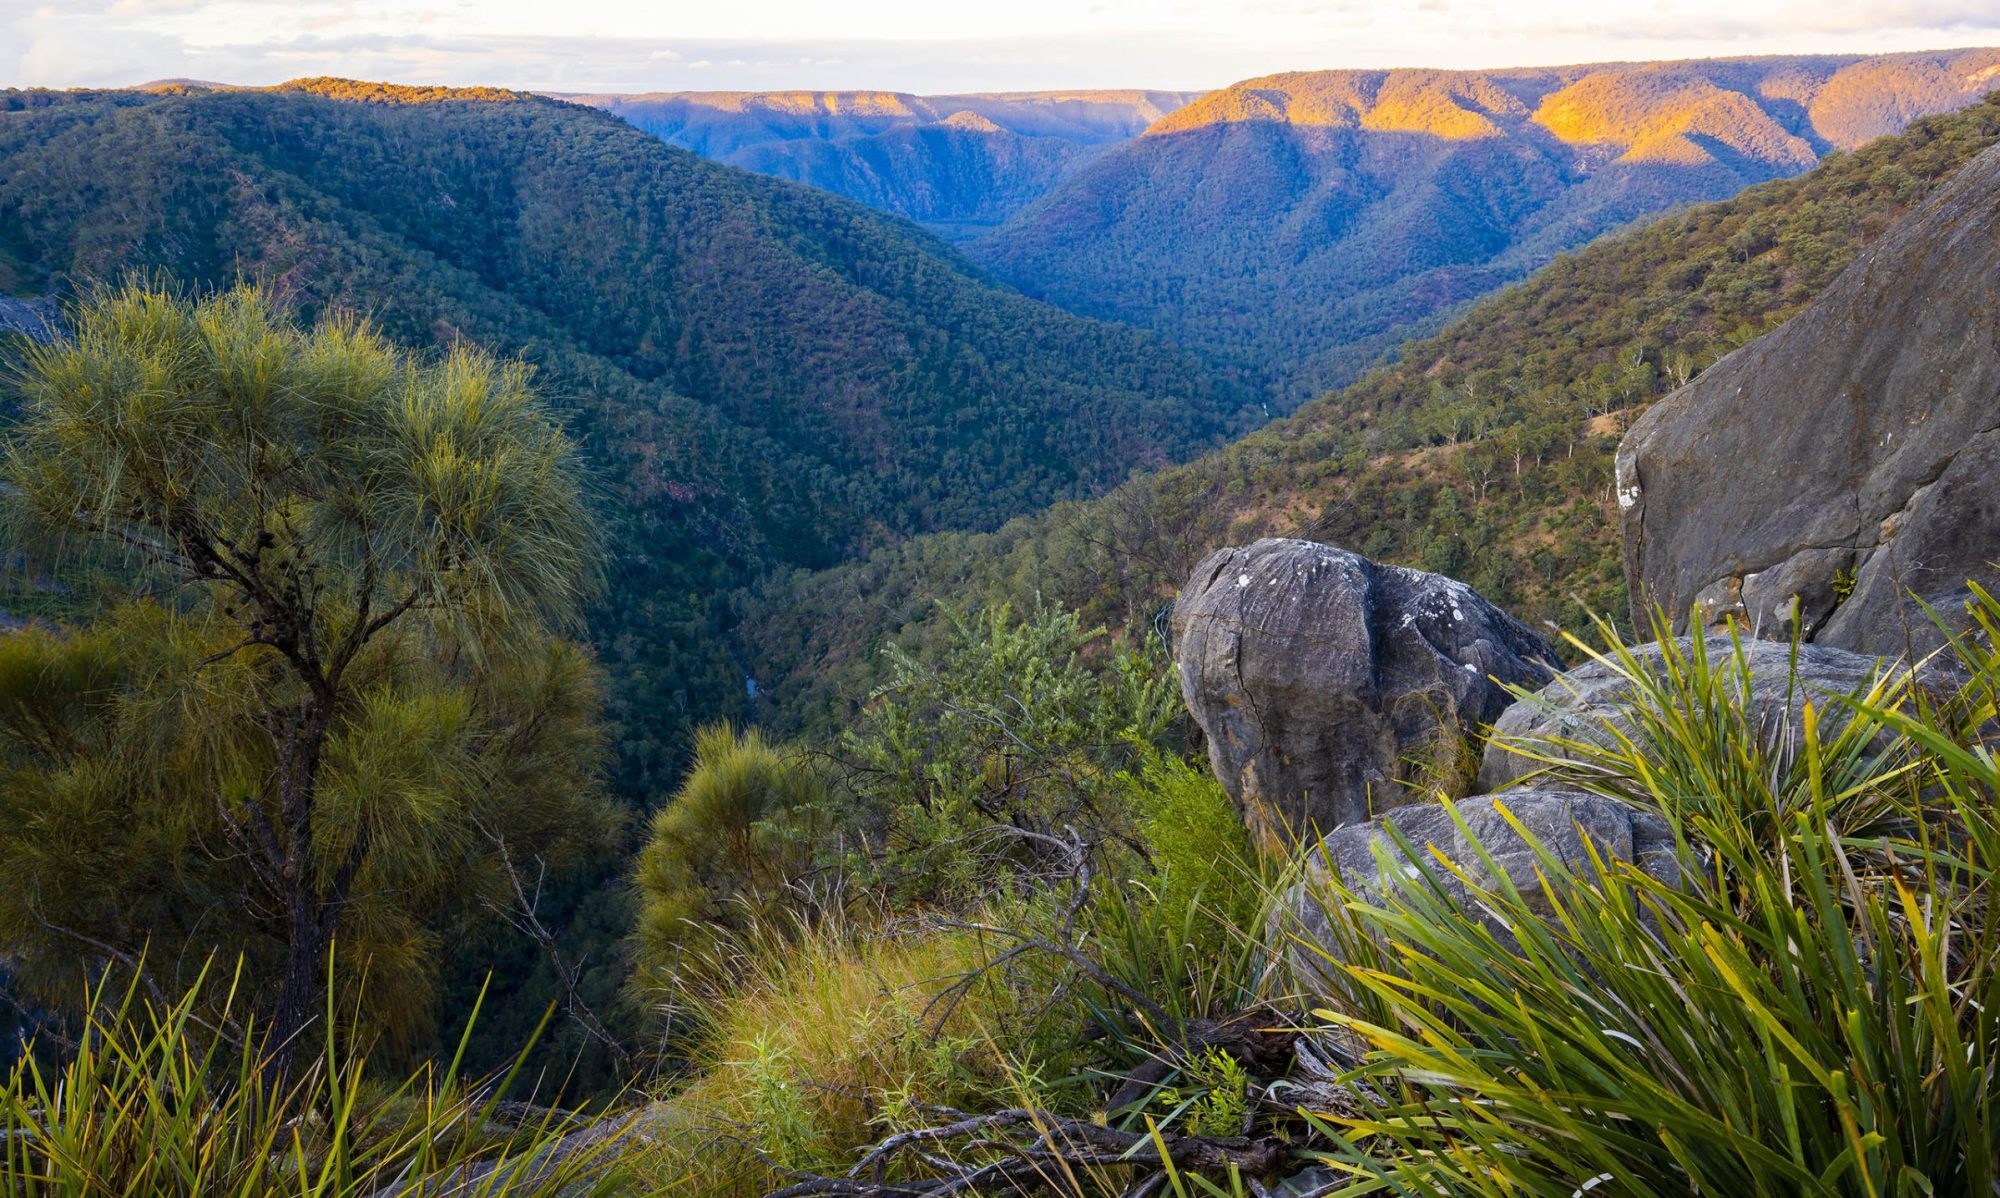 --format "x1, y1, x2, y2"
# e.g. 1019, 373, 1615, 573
2, 0, 1998, 91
